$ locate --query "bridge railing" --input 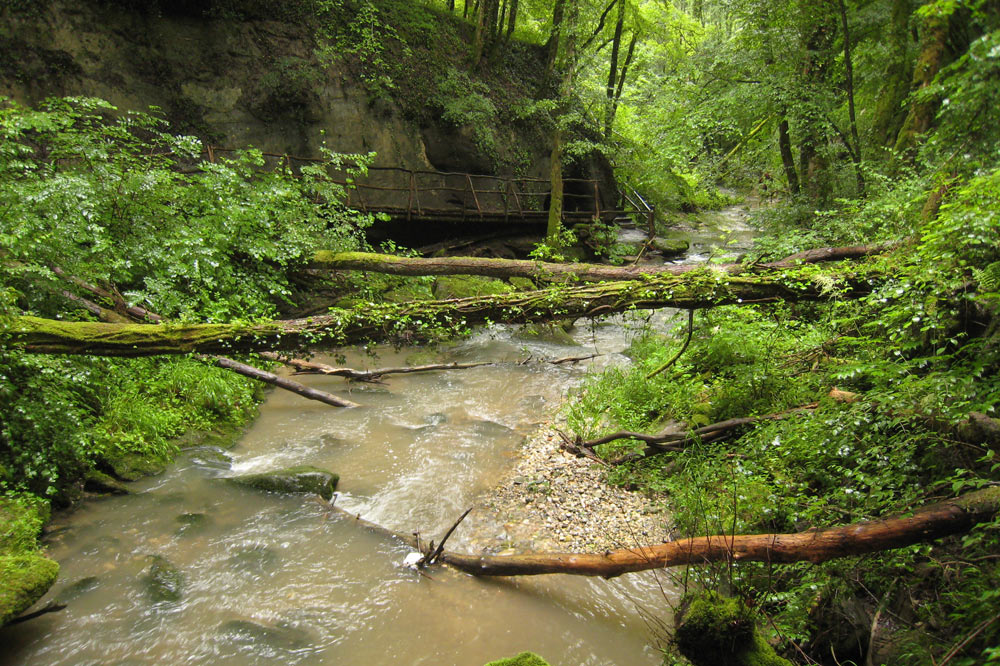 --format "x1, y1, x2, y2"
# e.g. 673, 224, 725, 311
197, 146, 654, 230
